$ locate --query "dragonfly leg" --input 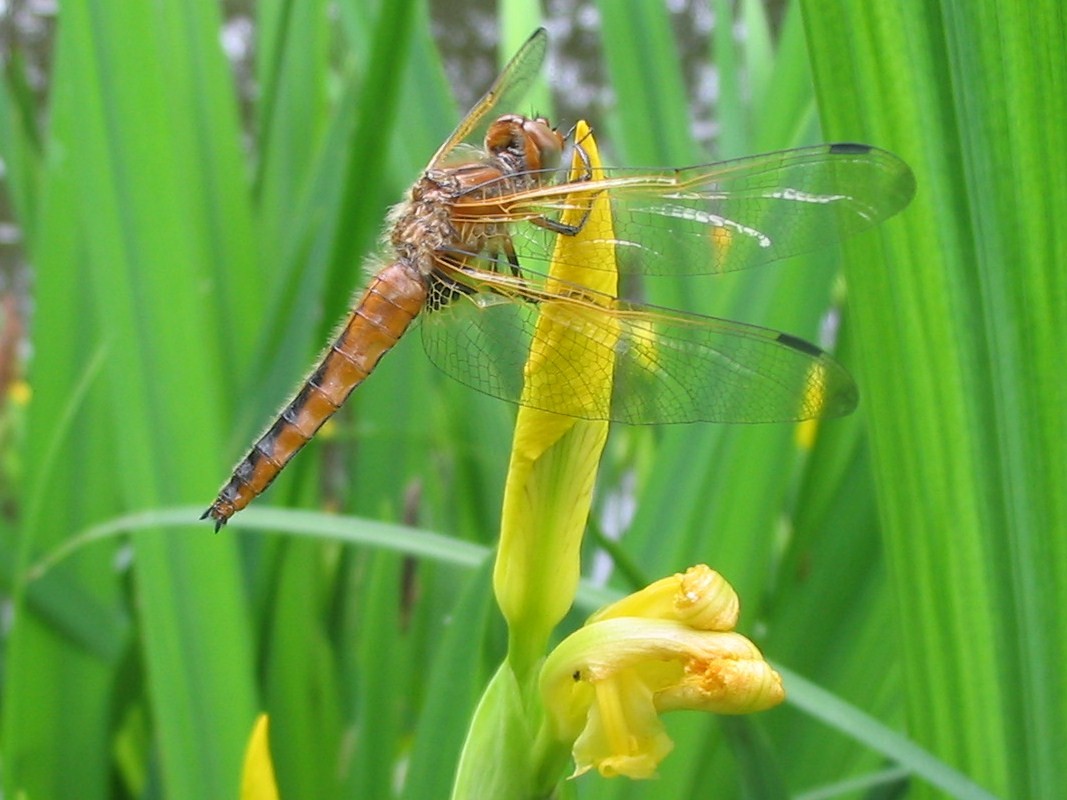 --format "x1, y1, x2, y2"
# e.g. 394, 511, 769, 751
500, 234, 523, 276
528, 138, 594, 236
529, 206, 590, 237
571, 135, 593, 181
467, 234, 524, 277
532, 215, 582, 236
